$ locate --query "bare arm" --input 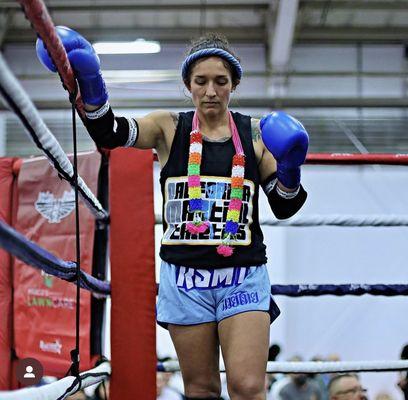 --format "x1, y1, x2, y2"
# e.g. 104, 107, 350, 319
135, 111, 179, 166
251, 118, 277, 182
134, 110, 170, 150
84, 101, 178, 165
